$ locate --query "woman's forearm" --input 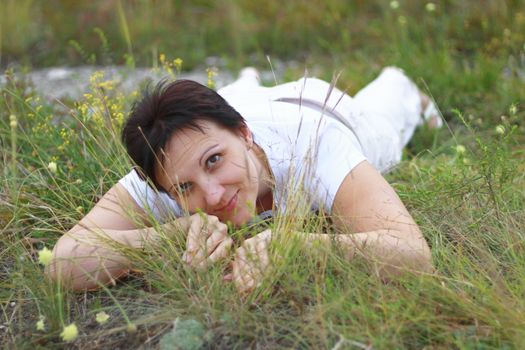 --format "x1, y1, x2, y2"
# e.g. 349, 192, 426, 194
47, 220, 188, 291
298, 229, 433, 275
